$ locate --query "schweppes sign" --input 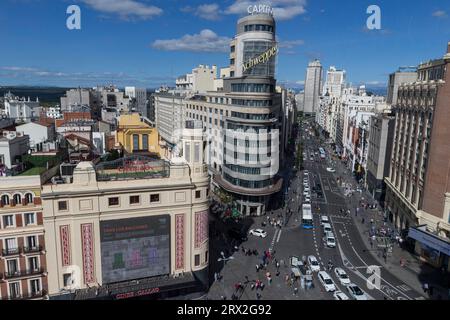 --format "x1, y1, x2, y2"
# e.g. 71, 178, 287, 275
242, 45, 278, 73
